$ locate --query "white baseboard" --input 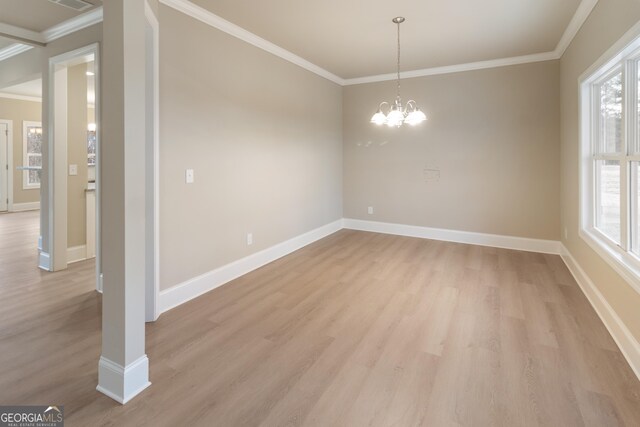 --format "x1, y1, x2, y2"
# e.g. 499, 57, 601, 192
67, 245, 88, 264
97, 355, 151, 404
343, 218, 562, 254
11, 201, 40, 212
38, 251, 51, 271
560, 245, 640, 381
159, 219, 343, 314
